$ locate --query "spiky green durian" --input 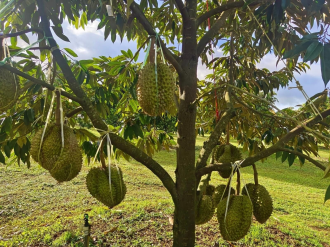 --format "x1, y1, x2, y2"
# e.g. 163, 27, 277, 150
137, 63, 176, 116
195, 195, 215, 225
30, 124, 82, 182
217, 195, 253, 241
0, 68, 20, 112
242, 183, 273, 224
205, 184, 216, 196
86, 166, 126, 208
212, 144, 242, 178
212, 185, 236, 207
